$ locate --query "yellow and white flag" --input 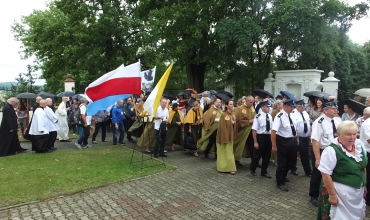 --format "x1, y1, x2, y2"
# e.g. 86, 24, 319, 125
143, 63, 173, 119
